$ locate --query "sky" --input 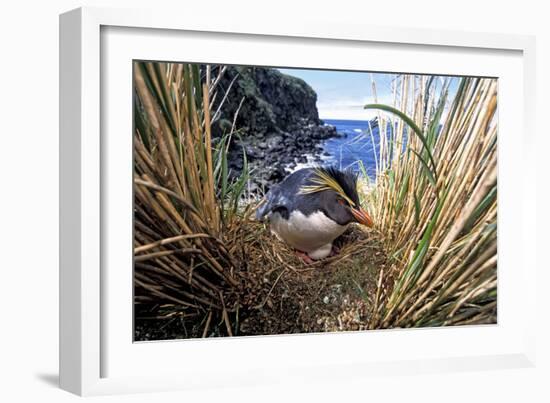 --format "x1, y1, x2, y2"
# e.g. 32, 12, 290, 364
278, 68, 397, 121
278, 68, 460, 121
